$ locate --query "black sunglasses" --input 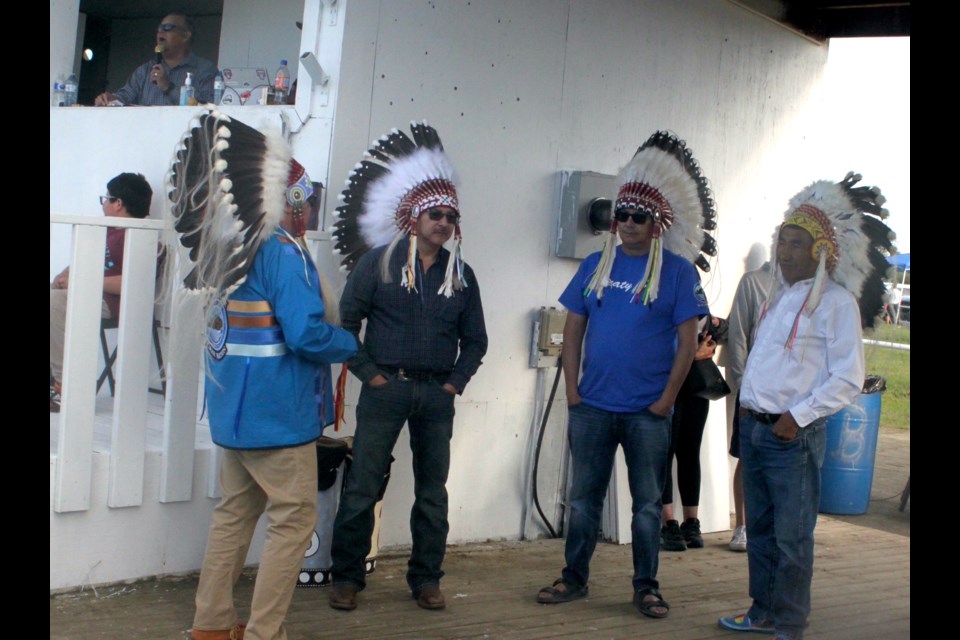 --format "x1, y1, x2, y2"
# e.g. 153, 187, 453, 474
157, 22, 185, 32
99, 195, 118, 205
426, 210, 460, 224
614, 210, 651, 225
